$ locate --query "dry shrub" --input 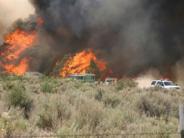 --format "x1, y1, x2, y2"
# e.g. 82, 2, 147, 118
74, 98, 104, 132
103, 95, 120, 108
57, 127, 73, 138
0, 74, 182, 135
36, 95, 71, 130
116, 79, 137, 91
0, 110, 28, 137
99, 90, 121, 108
137, 92, 178, 119
95, 89, 104, 101
37, 109, 55, 130
101, 109, 126, 131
